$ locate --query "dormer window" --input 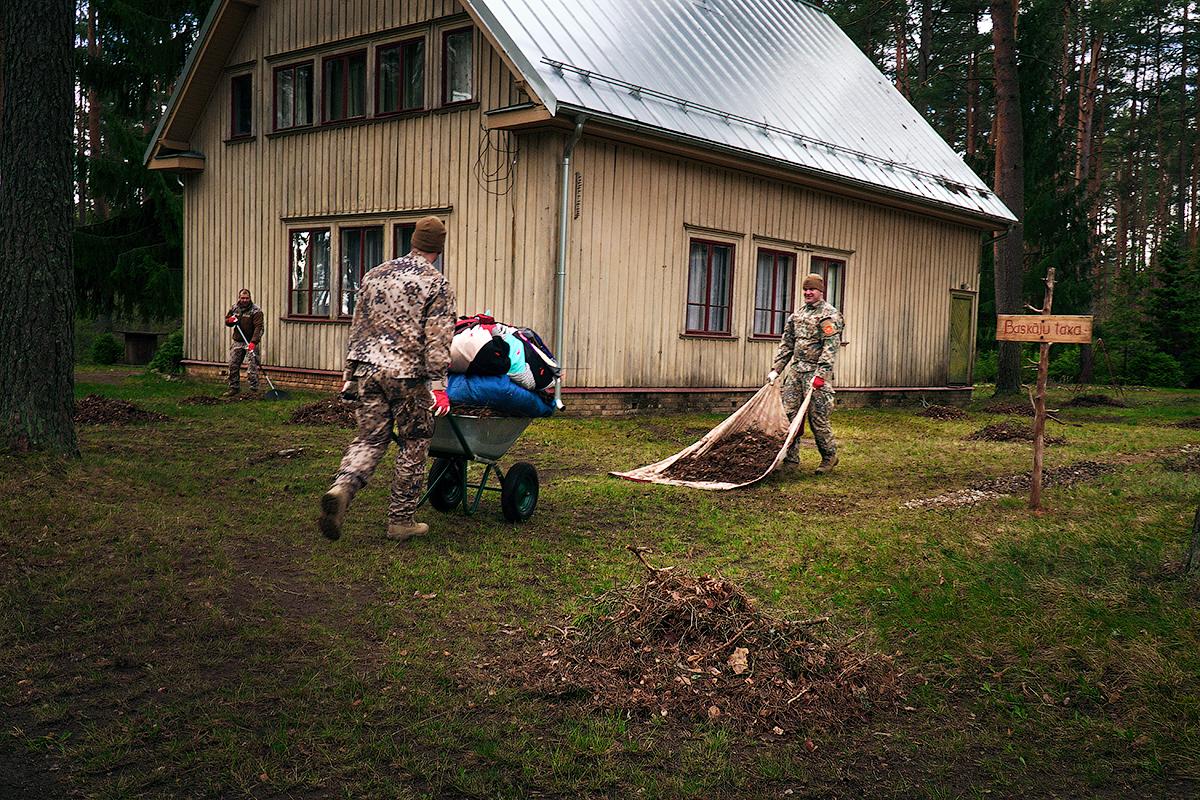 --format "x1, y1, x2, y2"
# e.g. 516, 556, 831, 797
322, 50, 367, 123
274, 62, 313, 130
442, 28, 474, 105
